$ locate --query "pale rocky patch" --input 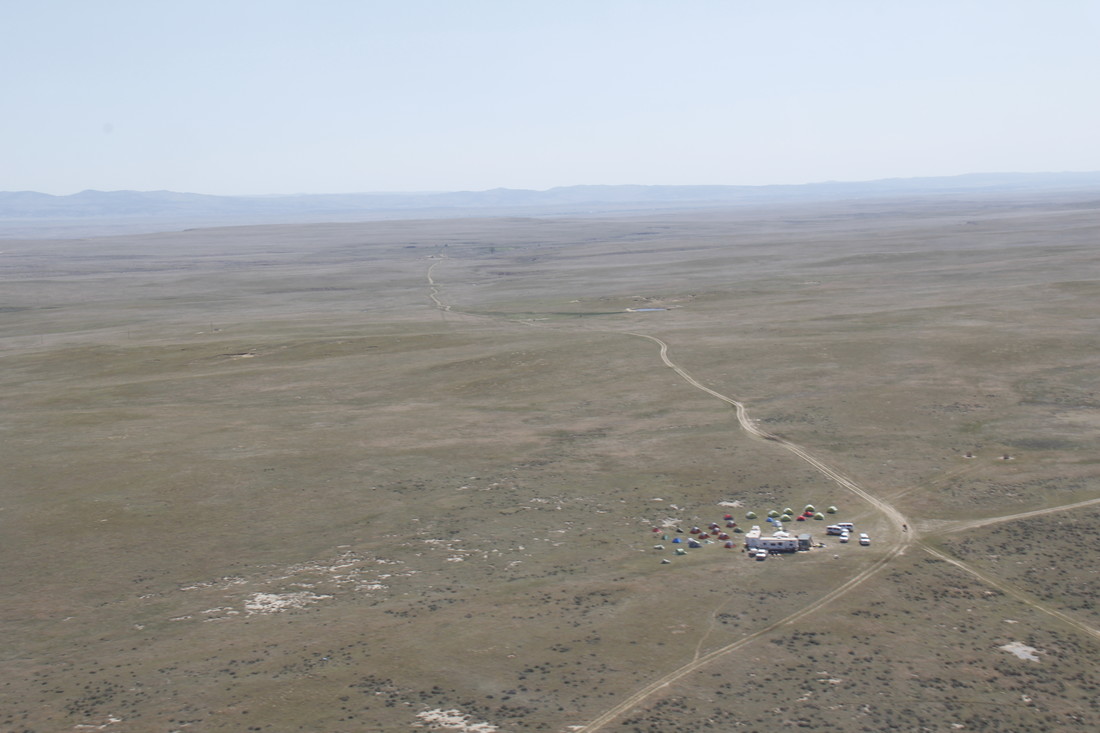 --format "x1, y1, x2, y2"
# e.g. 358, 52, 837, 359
999, 641, 1043, 661
244, 591, 333, 615
414, 708, 499, 732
